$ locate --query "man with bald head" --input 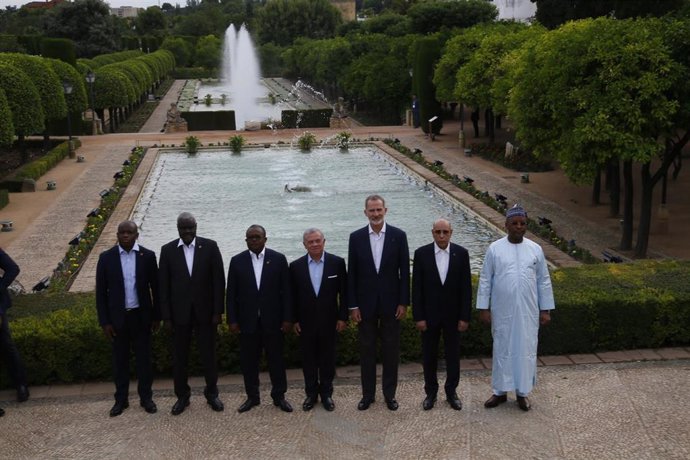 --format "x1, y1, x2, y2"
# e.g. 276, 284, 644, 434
159, 212, 226, 415
412, 218, 472, 411
96, 220, 160, 417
